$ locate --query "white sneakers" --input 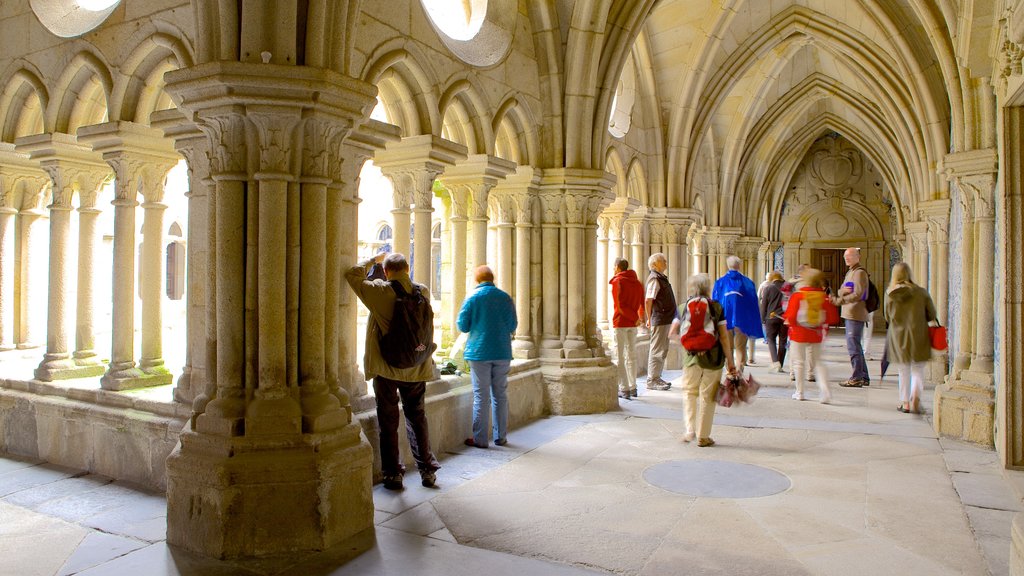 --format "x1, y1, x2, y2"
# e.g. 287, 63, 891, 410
792, 392, 805, 401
